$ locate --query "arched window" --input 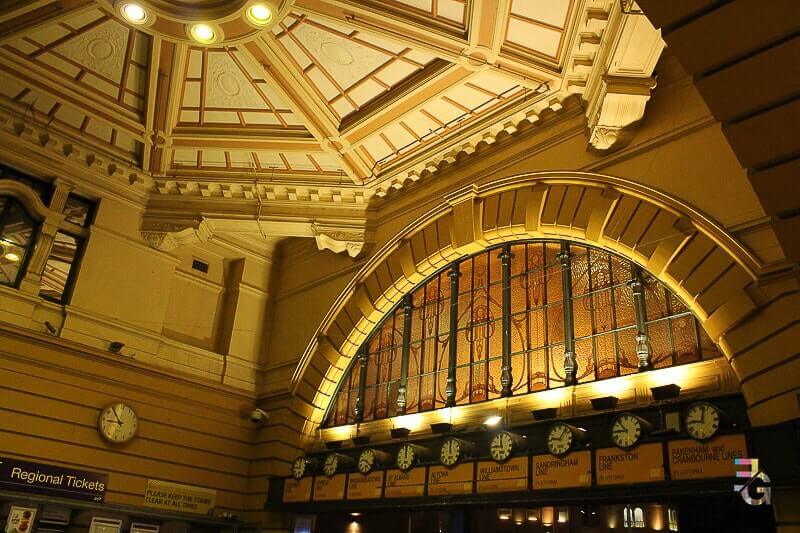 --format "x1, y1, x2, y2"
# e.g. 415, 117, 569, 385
0, 196, 36, 287
623, 506, 645, 528
326, 241, 721, 426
